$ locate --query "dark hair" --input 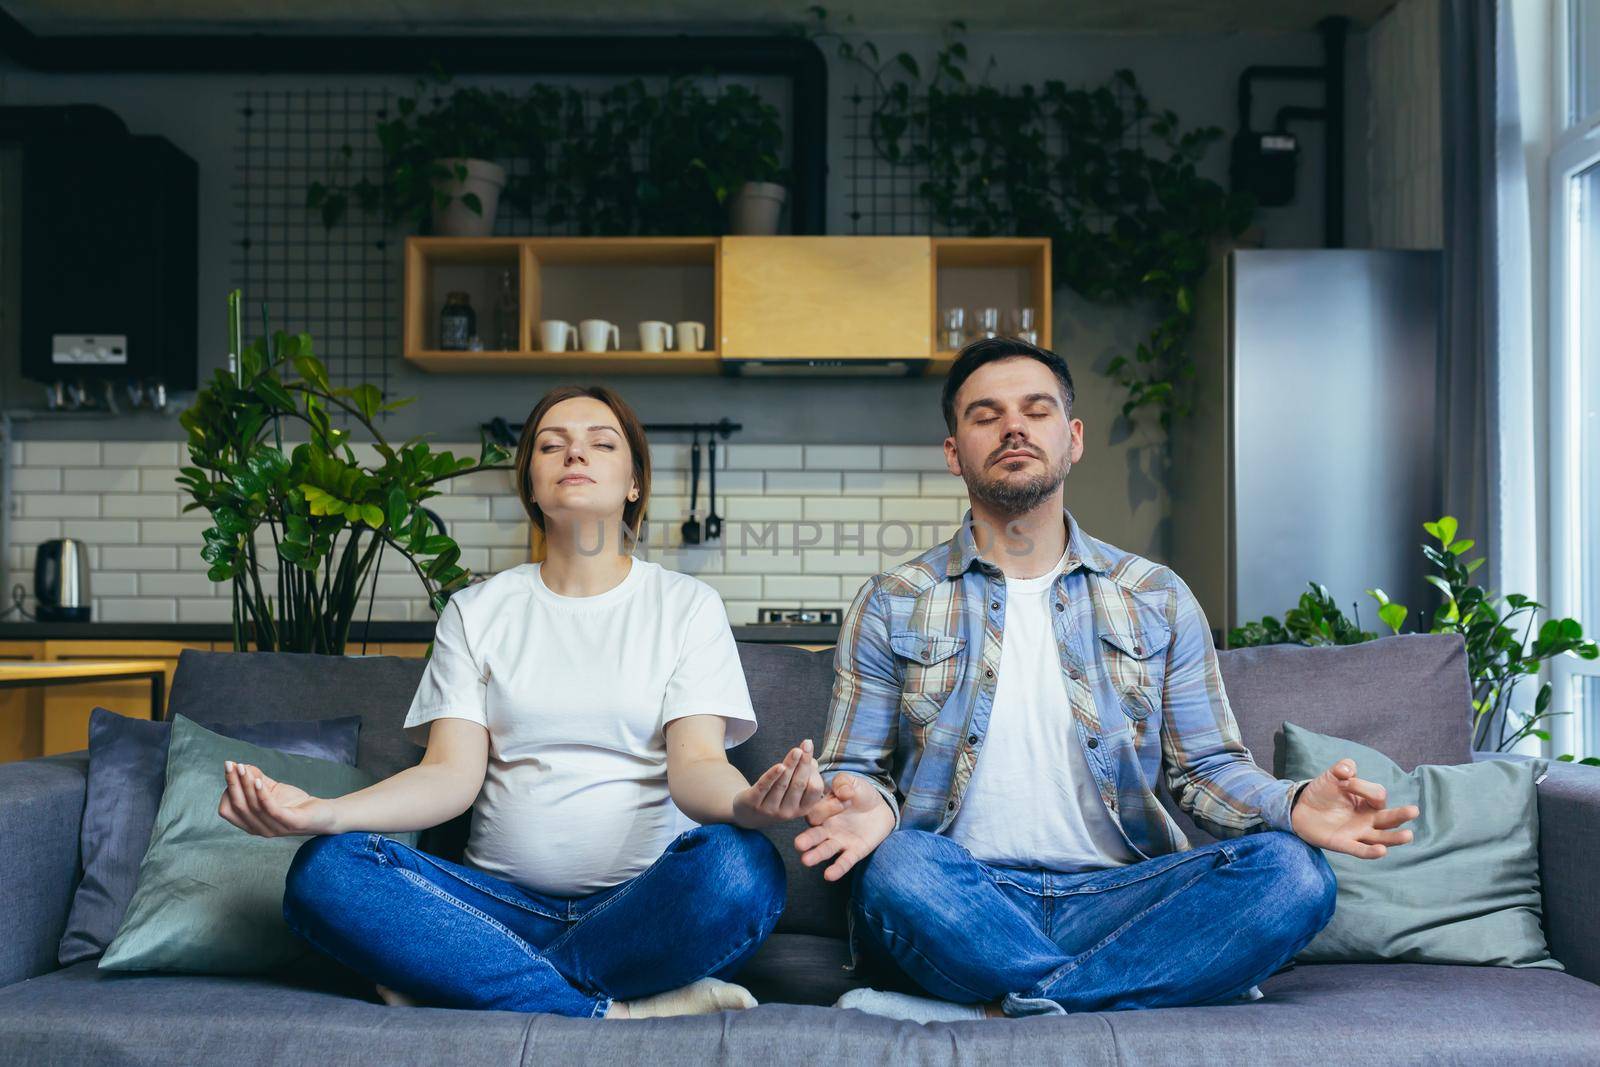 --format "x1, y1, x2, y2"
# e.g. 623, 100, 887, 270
939, 336, 1075, 436
515, 384, 652, 547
